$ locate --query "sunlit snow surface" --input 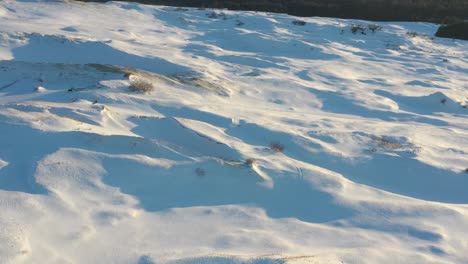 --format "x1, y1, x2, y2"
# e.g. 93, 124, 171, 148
0, 1, 467, 263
